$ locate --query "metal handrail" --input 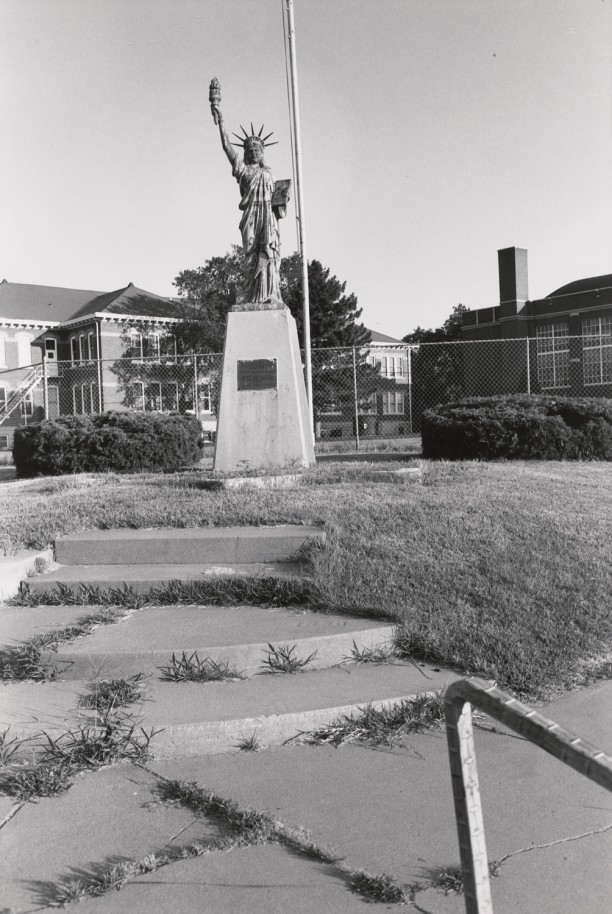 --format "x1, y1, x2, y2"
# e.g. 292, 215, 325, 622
444, 677, 612, 914
0, 364, 44, 425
